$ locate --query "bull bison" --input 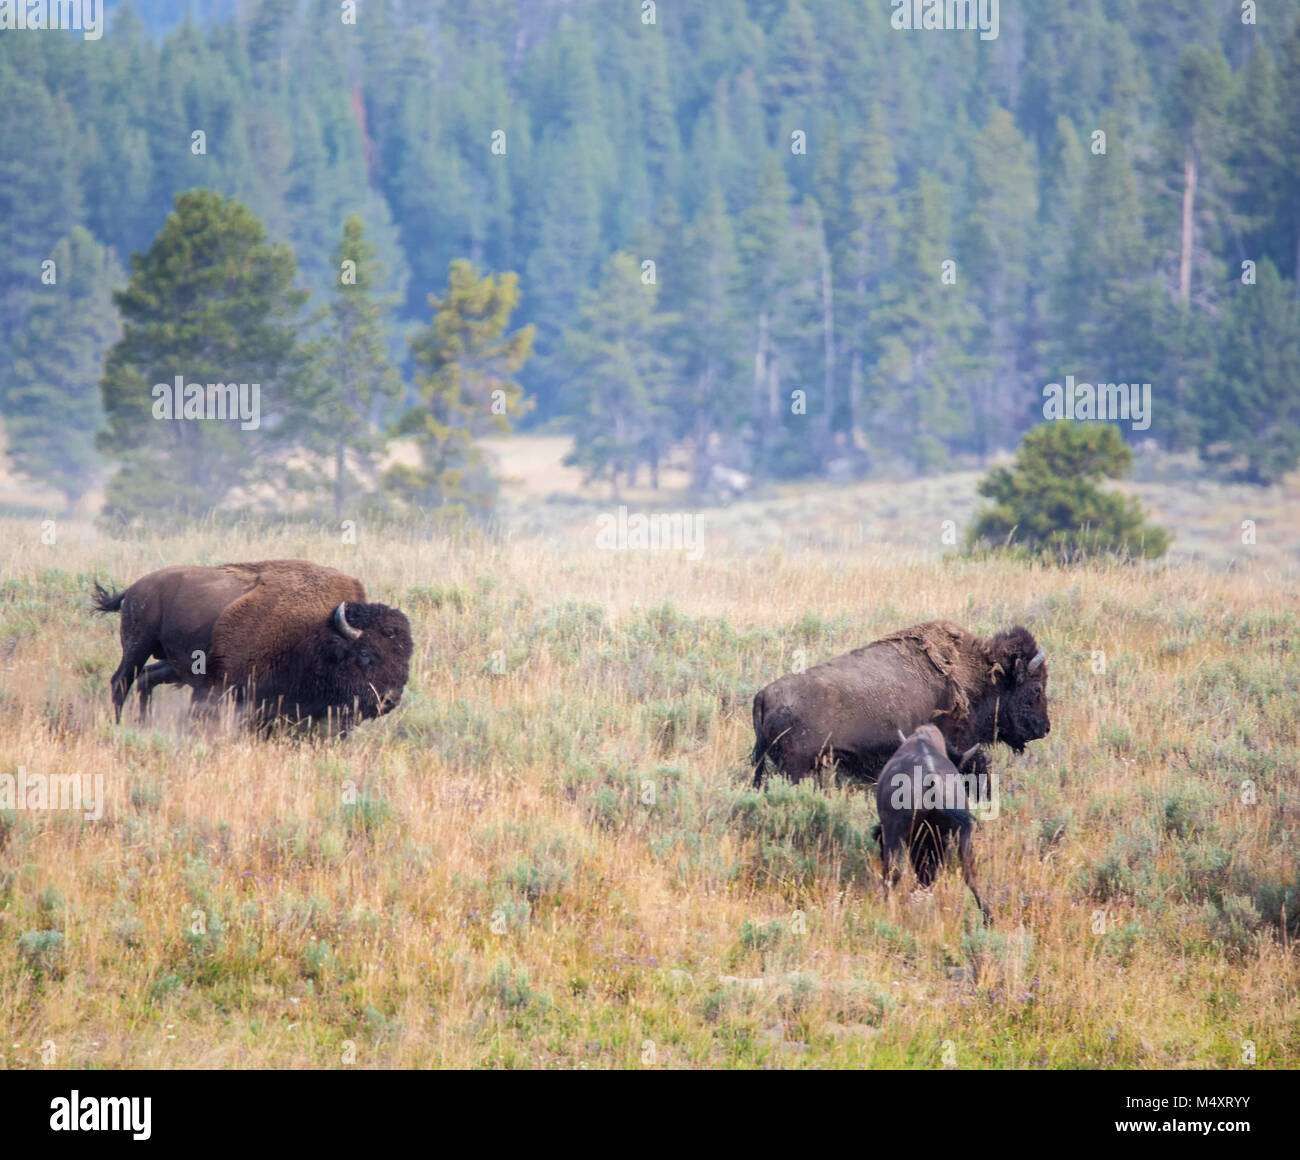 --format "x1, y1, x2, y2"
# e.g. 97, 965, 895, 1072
752, 619, 1048, 786
875, 724, 991, 923
92, 559, 412, 730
